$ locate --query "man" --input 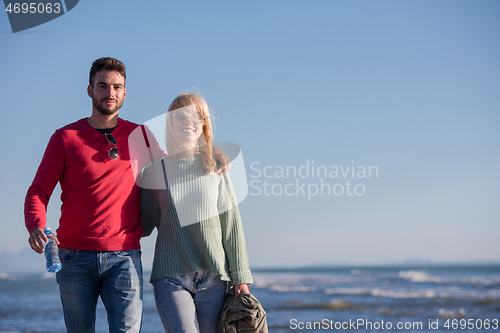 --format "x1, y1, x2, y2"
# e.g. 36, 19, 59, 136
24, 57, 229, 333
